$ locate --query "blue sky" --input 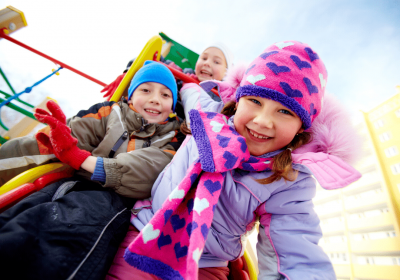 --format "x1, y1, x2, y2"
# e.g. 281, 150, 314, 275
0, 0, 399, 128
